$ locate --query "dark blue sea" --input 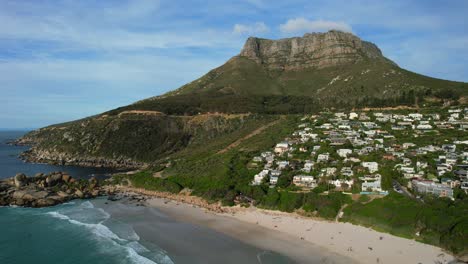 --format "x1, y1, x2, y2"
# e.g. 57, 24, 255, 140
0, 131, 293, 264
0, 131, 120, 180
